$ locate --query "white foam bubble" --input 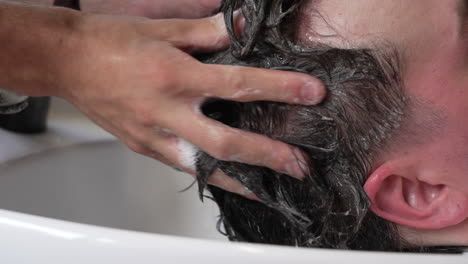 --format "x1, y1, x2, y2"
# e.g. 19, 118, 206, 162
177, 138, 197, 171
